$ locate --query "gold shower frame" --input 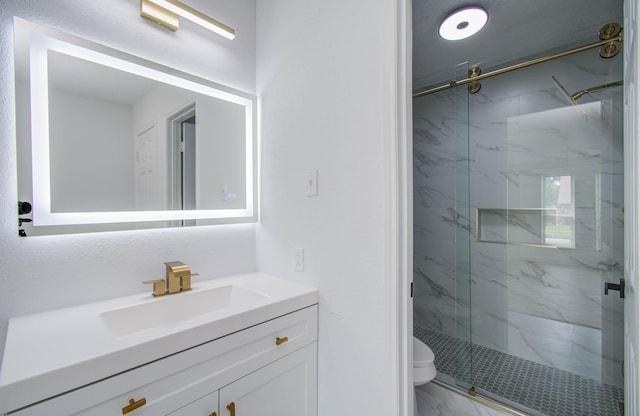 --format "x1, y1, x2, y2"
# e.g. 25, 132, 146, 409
413, 23, 623, 99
